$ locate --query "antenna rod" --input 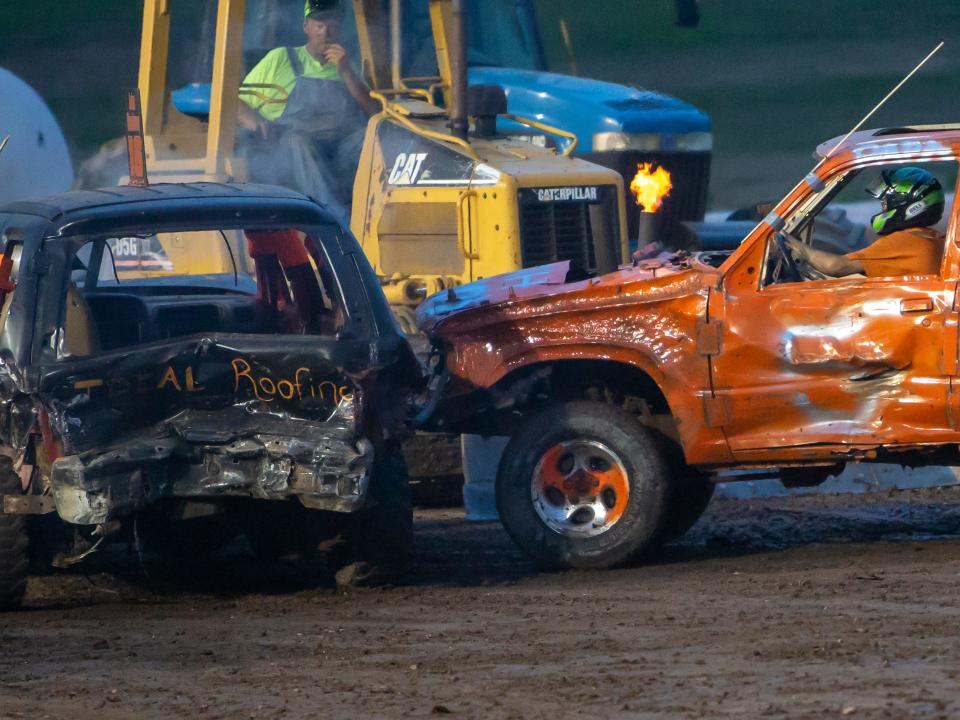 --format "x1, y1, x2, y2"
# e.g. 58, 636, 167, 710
827, 41, 944, 157
0, 136, 9, 154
